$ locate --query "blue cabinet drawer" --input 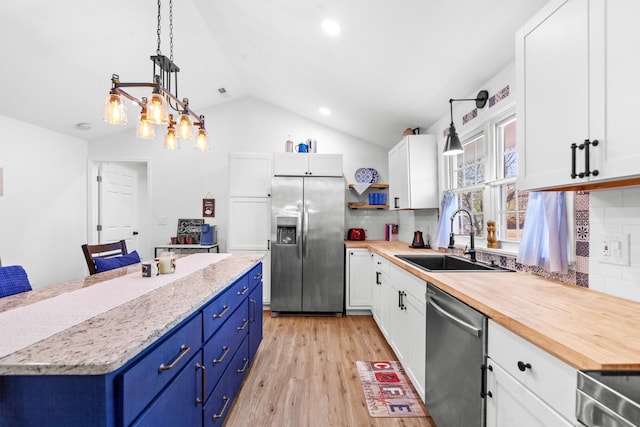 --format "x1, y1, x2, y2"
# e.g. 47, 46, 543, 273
203, 337, 250, 427
120, 313, 202, 426
130, 350, 203, 427
203, 299, 249, 397
203, 275, 250, 341
248, 263, 263, 291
